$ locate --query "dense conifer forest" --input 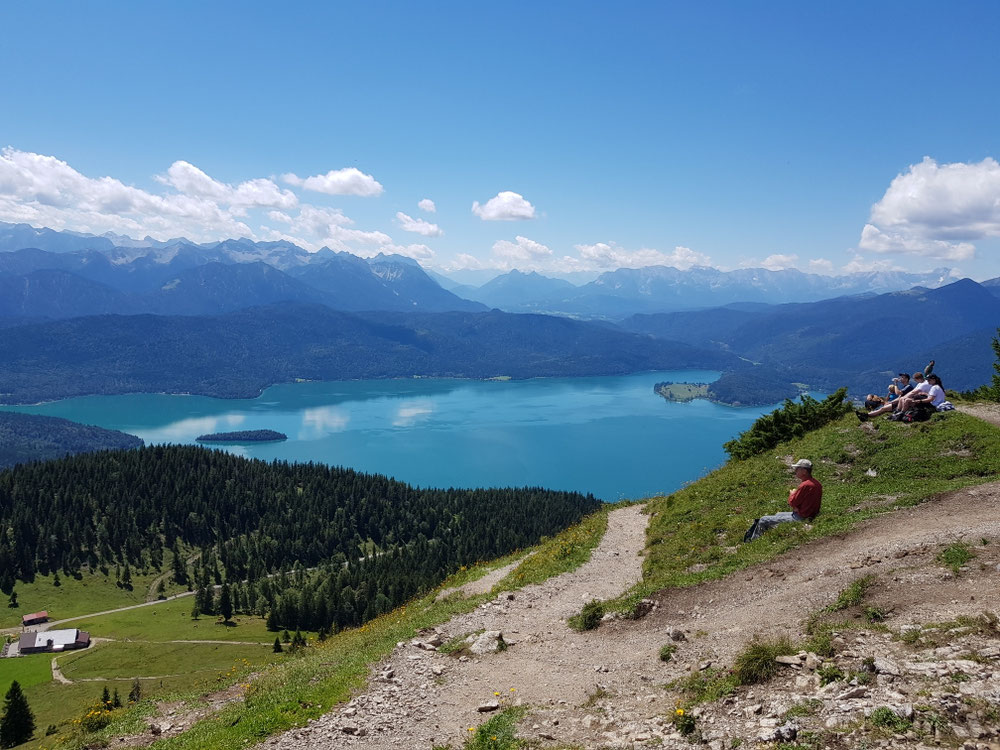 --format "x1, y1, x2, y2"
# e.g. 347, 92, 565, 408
196, 429, 287, 442
0, 411, 143, 469
0, 446, 600, 631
